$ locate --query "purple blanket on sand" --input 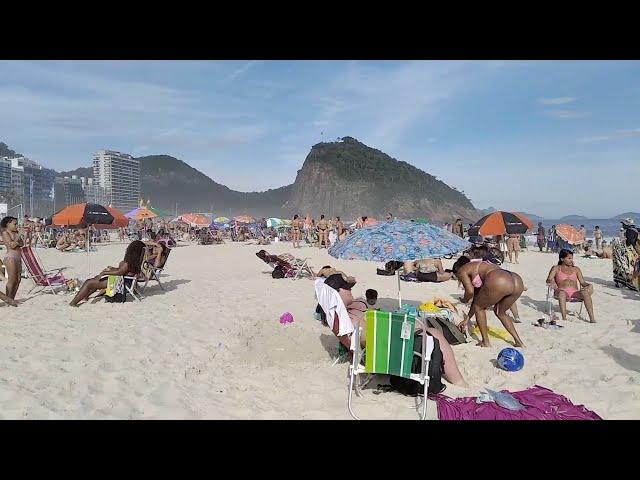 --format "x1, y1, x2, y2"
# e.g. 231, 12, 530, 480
433, 385, 602, 420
